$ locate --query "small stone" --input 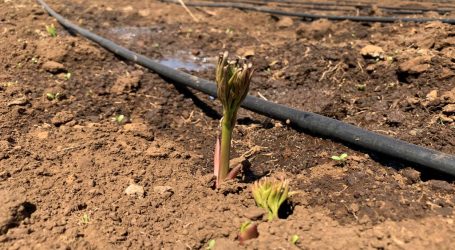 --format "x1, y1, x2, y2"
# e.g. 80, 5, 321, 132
296, 19, 332, 39
358, 214, 371, 224
443, 104, 455, 114
243, 207, 266, 221
440, 68, 455, 79
360, 45, 384, 59
349, 203, 360, 213
438, 114, 453, 123
441, 87, 455, 104
124, 183, 145, 197
386, 111, 404, 127
153, 186, 173, 199
398, 56, 432, 74
406, 97, 420, 105
7, 97, 28, 107
235, 47, 255, 58
276, 17, 294, 28
42, 61, 66, 74
400, 168, 421, 184
428, 180, 453, 191
51, 111, 74, 126
426, 90, 438, 102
